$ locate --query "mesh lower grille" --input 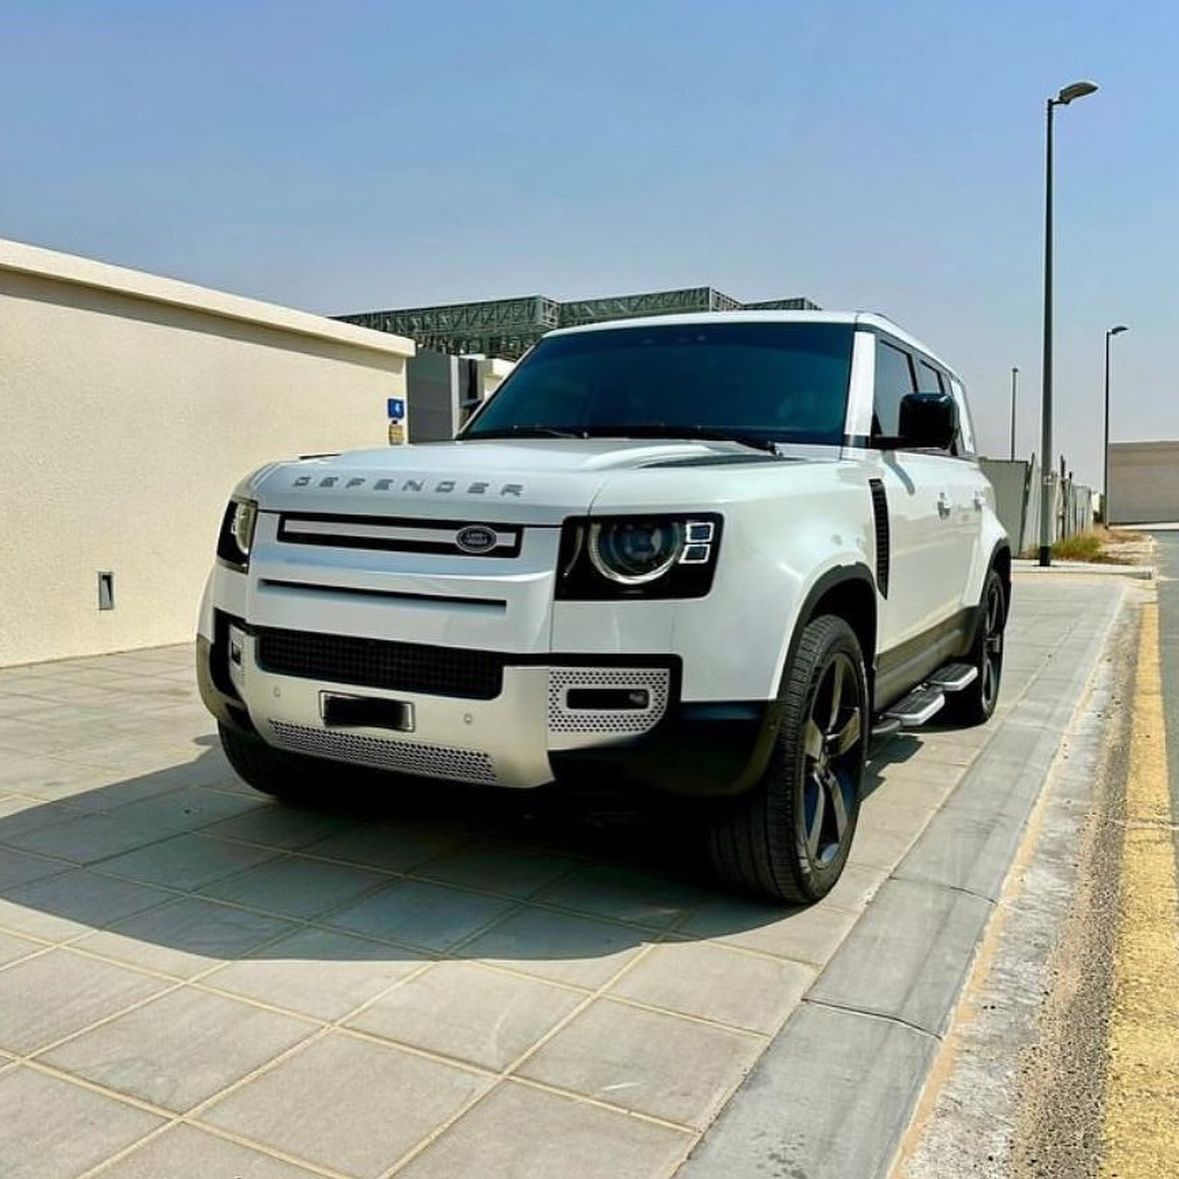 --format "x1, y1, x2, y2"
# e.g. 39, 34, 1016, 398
547, 667, 670, 734
254, 628, 504, 700
268, 720, 497, 784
